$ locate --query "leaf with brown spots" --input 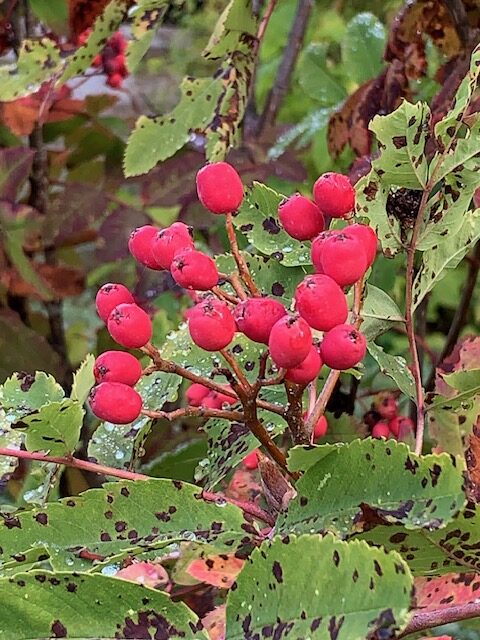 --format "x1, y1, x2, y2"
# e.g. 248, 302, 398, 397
202, 605, 226, 640
115, 561, 170, 589
187, 553, 244, 588
414, 572, 480, 611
